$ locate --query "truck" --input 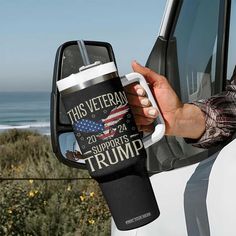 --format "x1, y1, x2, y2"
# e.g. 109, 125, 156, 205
51, 0, 236, 235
